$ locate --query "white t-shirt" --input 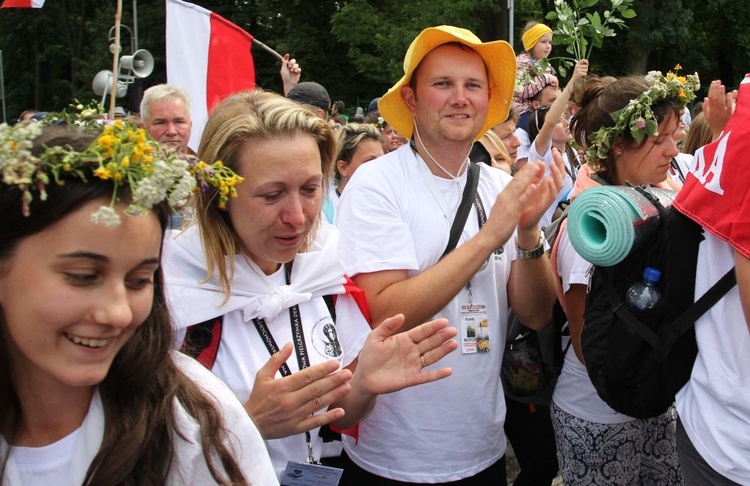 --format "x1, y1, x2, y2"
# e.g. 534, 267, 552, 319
676, 231, 750, 484
527, 138, 576, 230
2, 352, 278, 486
211, 268, 368, 479
336, 145, 517, 482
11, 428, 80, 486
515, 127, 531, 162
668, 153, 693, 186
163, 225, 370, 480
551, 226, 635, 424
